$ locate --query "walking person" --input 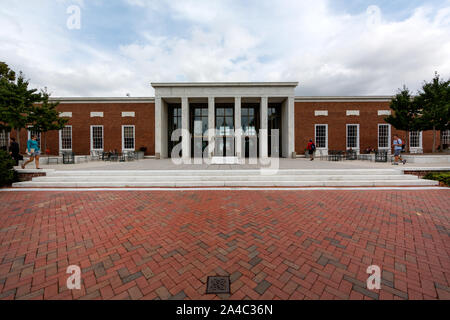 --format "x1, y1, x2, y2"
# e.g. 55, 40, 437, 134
307, 139, 316, 161
8, 137, 22, 166
392, 134, 406, 165
21, 135, 42, 169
